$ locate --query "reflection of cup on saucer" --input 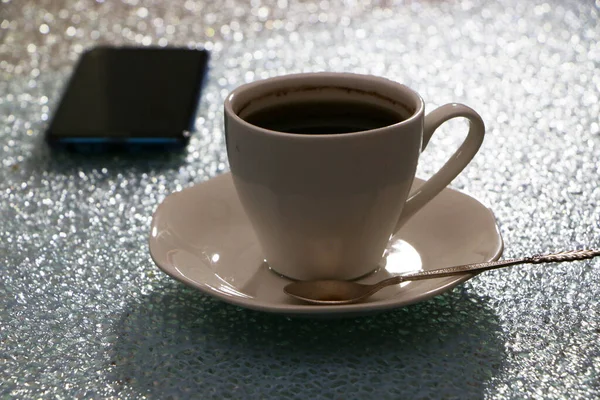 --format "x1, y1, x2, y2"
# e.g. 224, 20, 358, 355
224, 72, 485, 281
